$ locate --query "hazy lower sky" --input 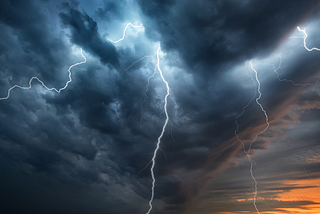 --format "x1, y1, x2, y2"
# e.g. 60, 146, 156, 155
0, 1, 320, 214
